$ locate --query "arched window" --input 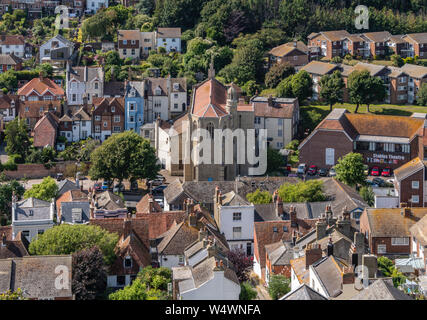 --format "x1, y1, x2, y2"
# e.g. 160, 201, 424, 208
207, 122, 214, 138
